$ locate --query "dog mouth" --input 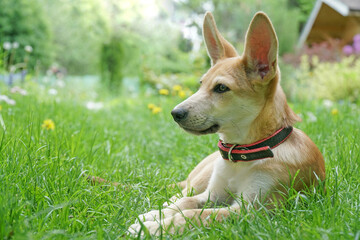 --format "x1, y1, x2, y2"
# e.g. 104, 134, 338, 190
181, 124, 220, 135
